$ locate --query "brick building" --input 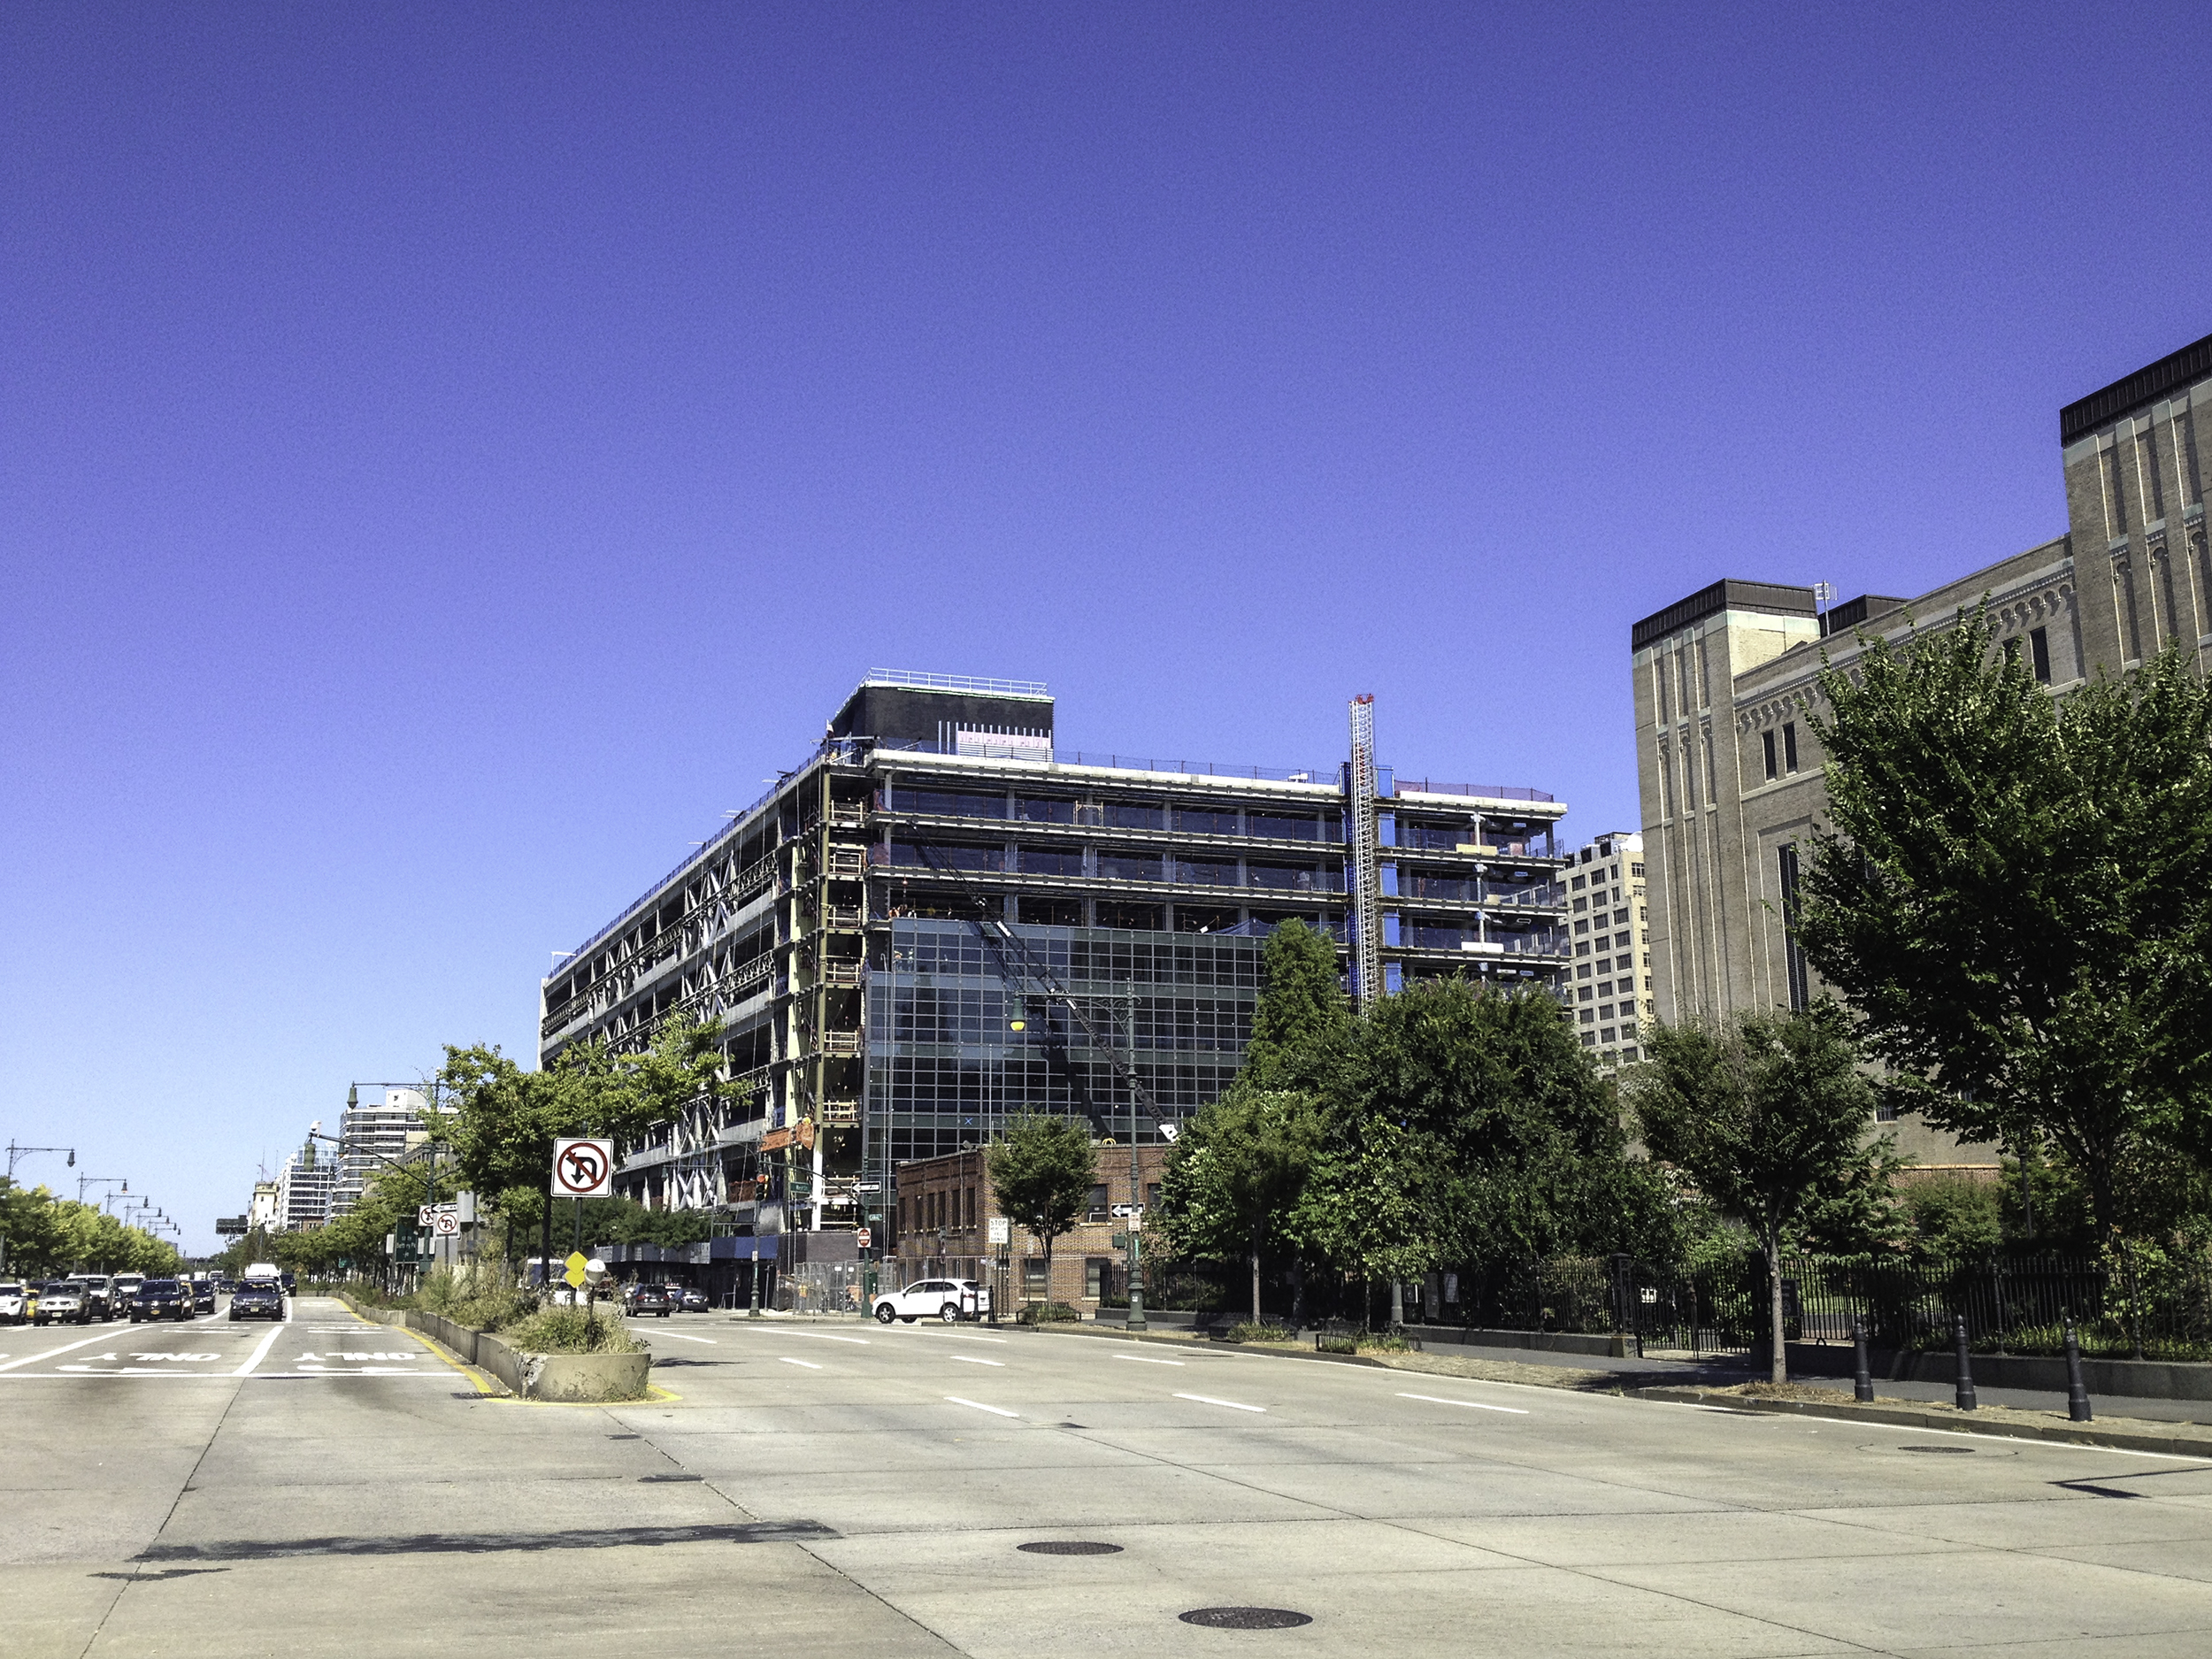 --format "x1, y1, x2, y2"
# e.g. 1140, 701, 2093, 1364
890, 1141, 1170, 1316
